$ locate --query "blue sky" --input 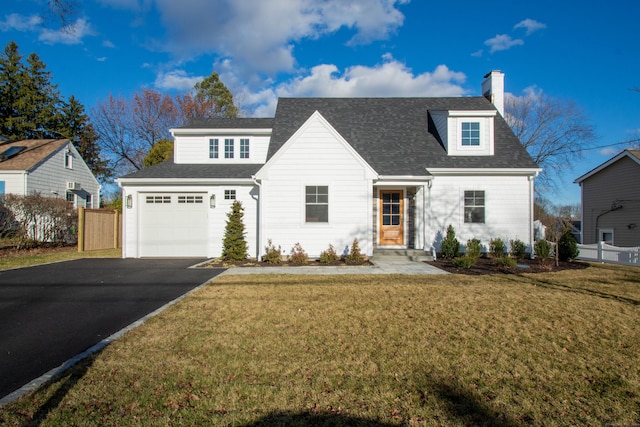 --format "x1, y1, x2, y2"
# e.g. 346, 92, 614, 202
2, 0, 639, 205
